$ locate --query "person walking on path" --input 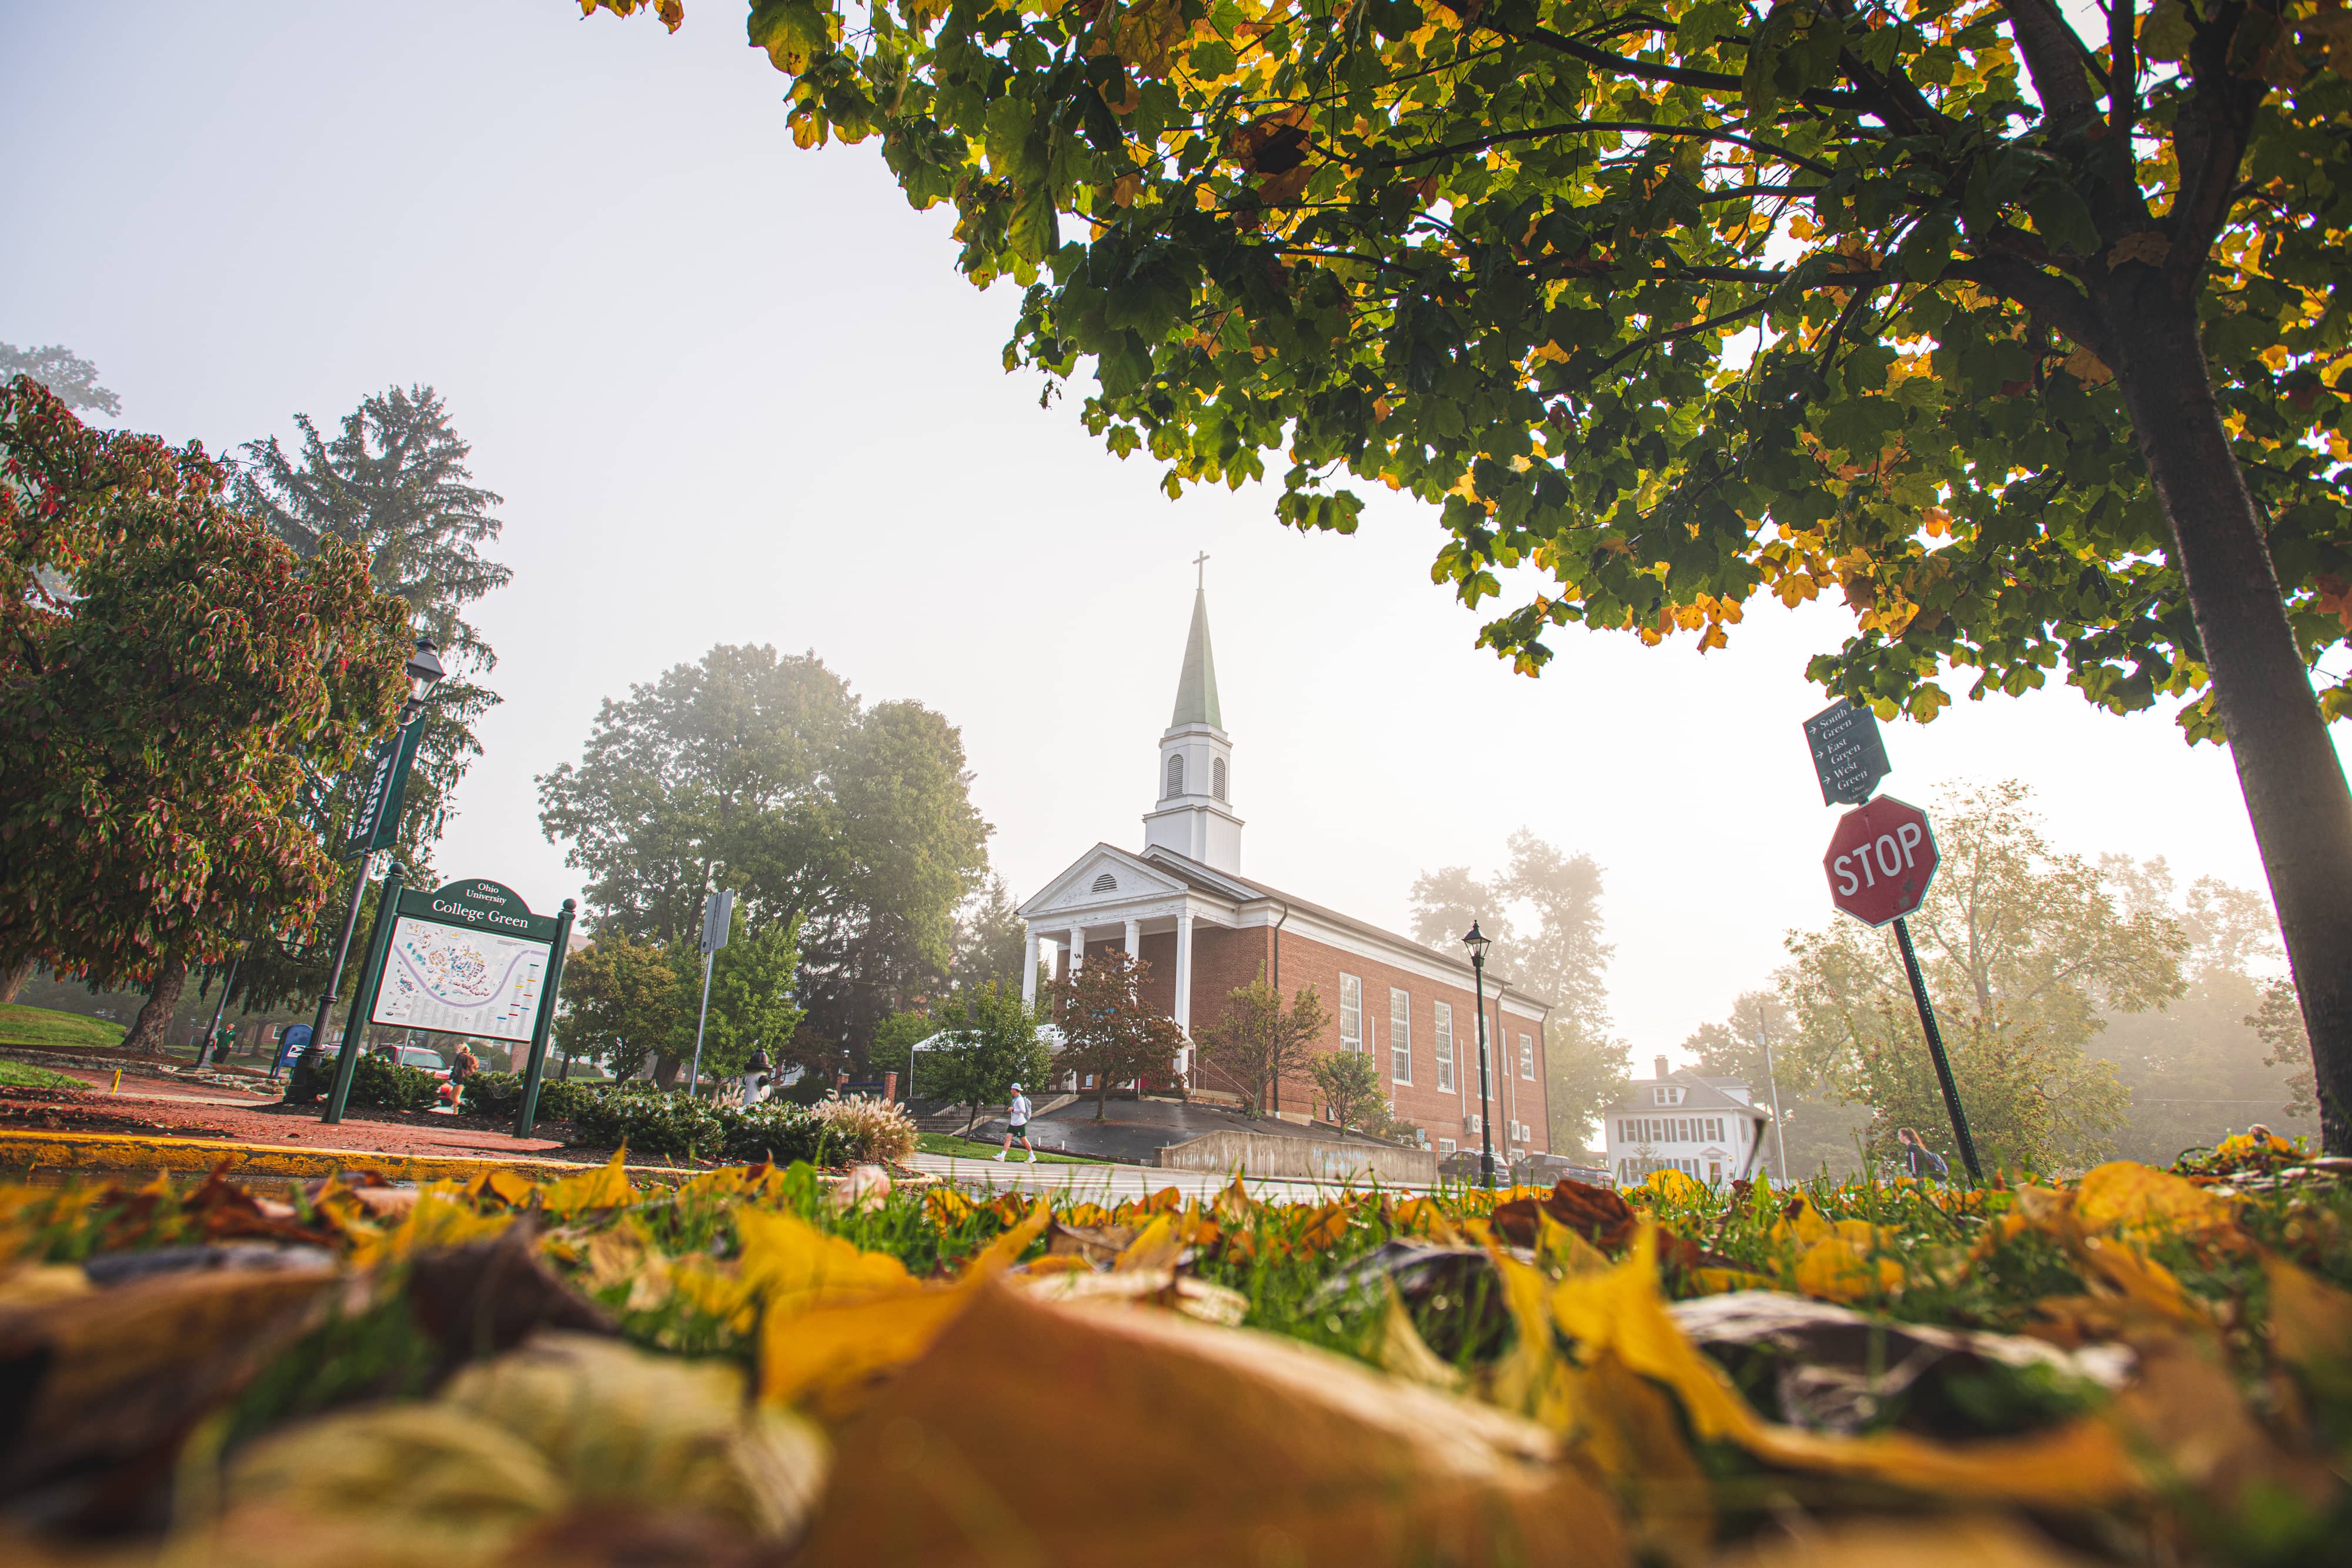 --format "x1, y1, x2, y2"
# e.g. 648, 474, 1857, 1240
1894, 1126, 1949, 1182
449, 1043, 479, 1111
995, 1082, 1037, 1163
741, 1045, 771, 1107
